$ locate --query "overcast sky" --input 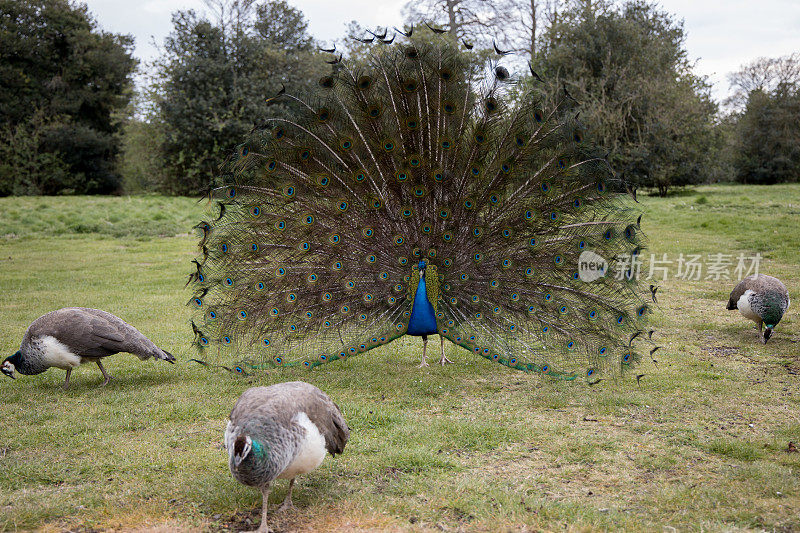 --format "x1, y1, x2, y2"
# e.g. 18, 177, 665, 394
82, 0, 800, 102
